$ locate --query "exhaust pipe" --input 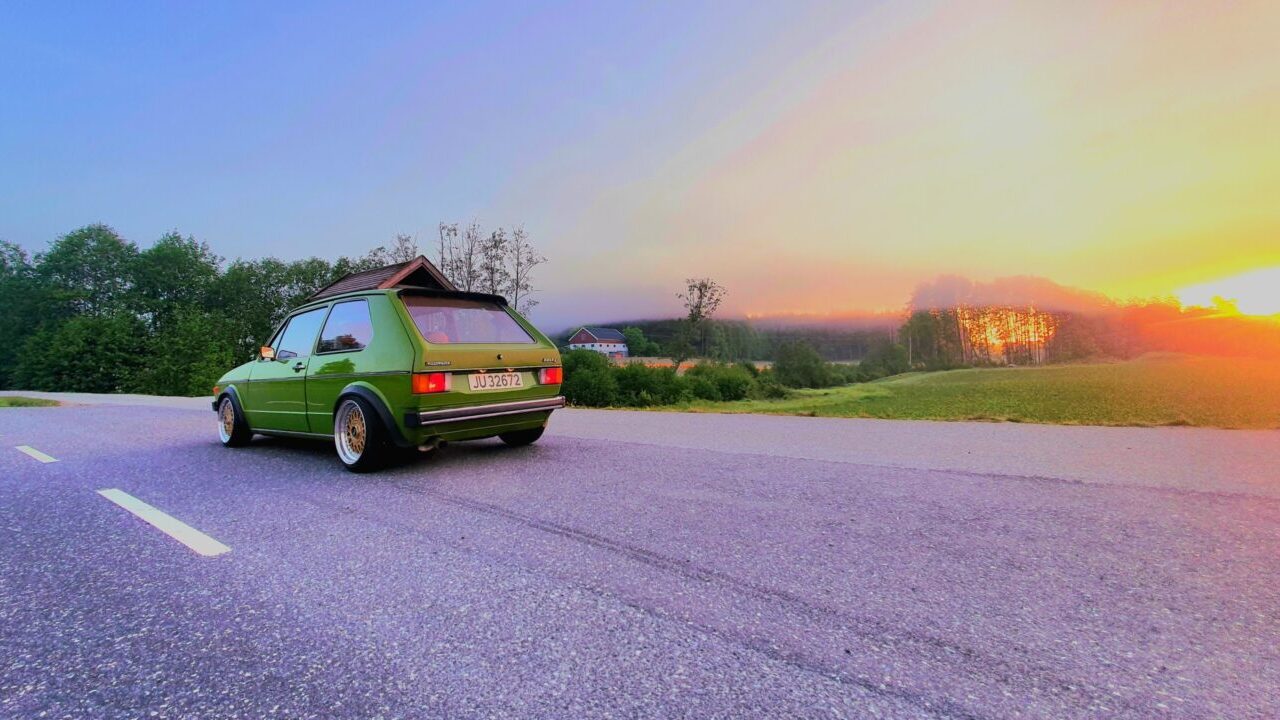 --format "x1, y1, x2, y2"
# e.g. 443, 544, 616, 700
417, 438, 449, 453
